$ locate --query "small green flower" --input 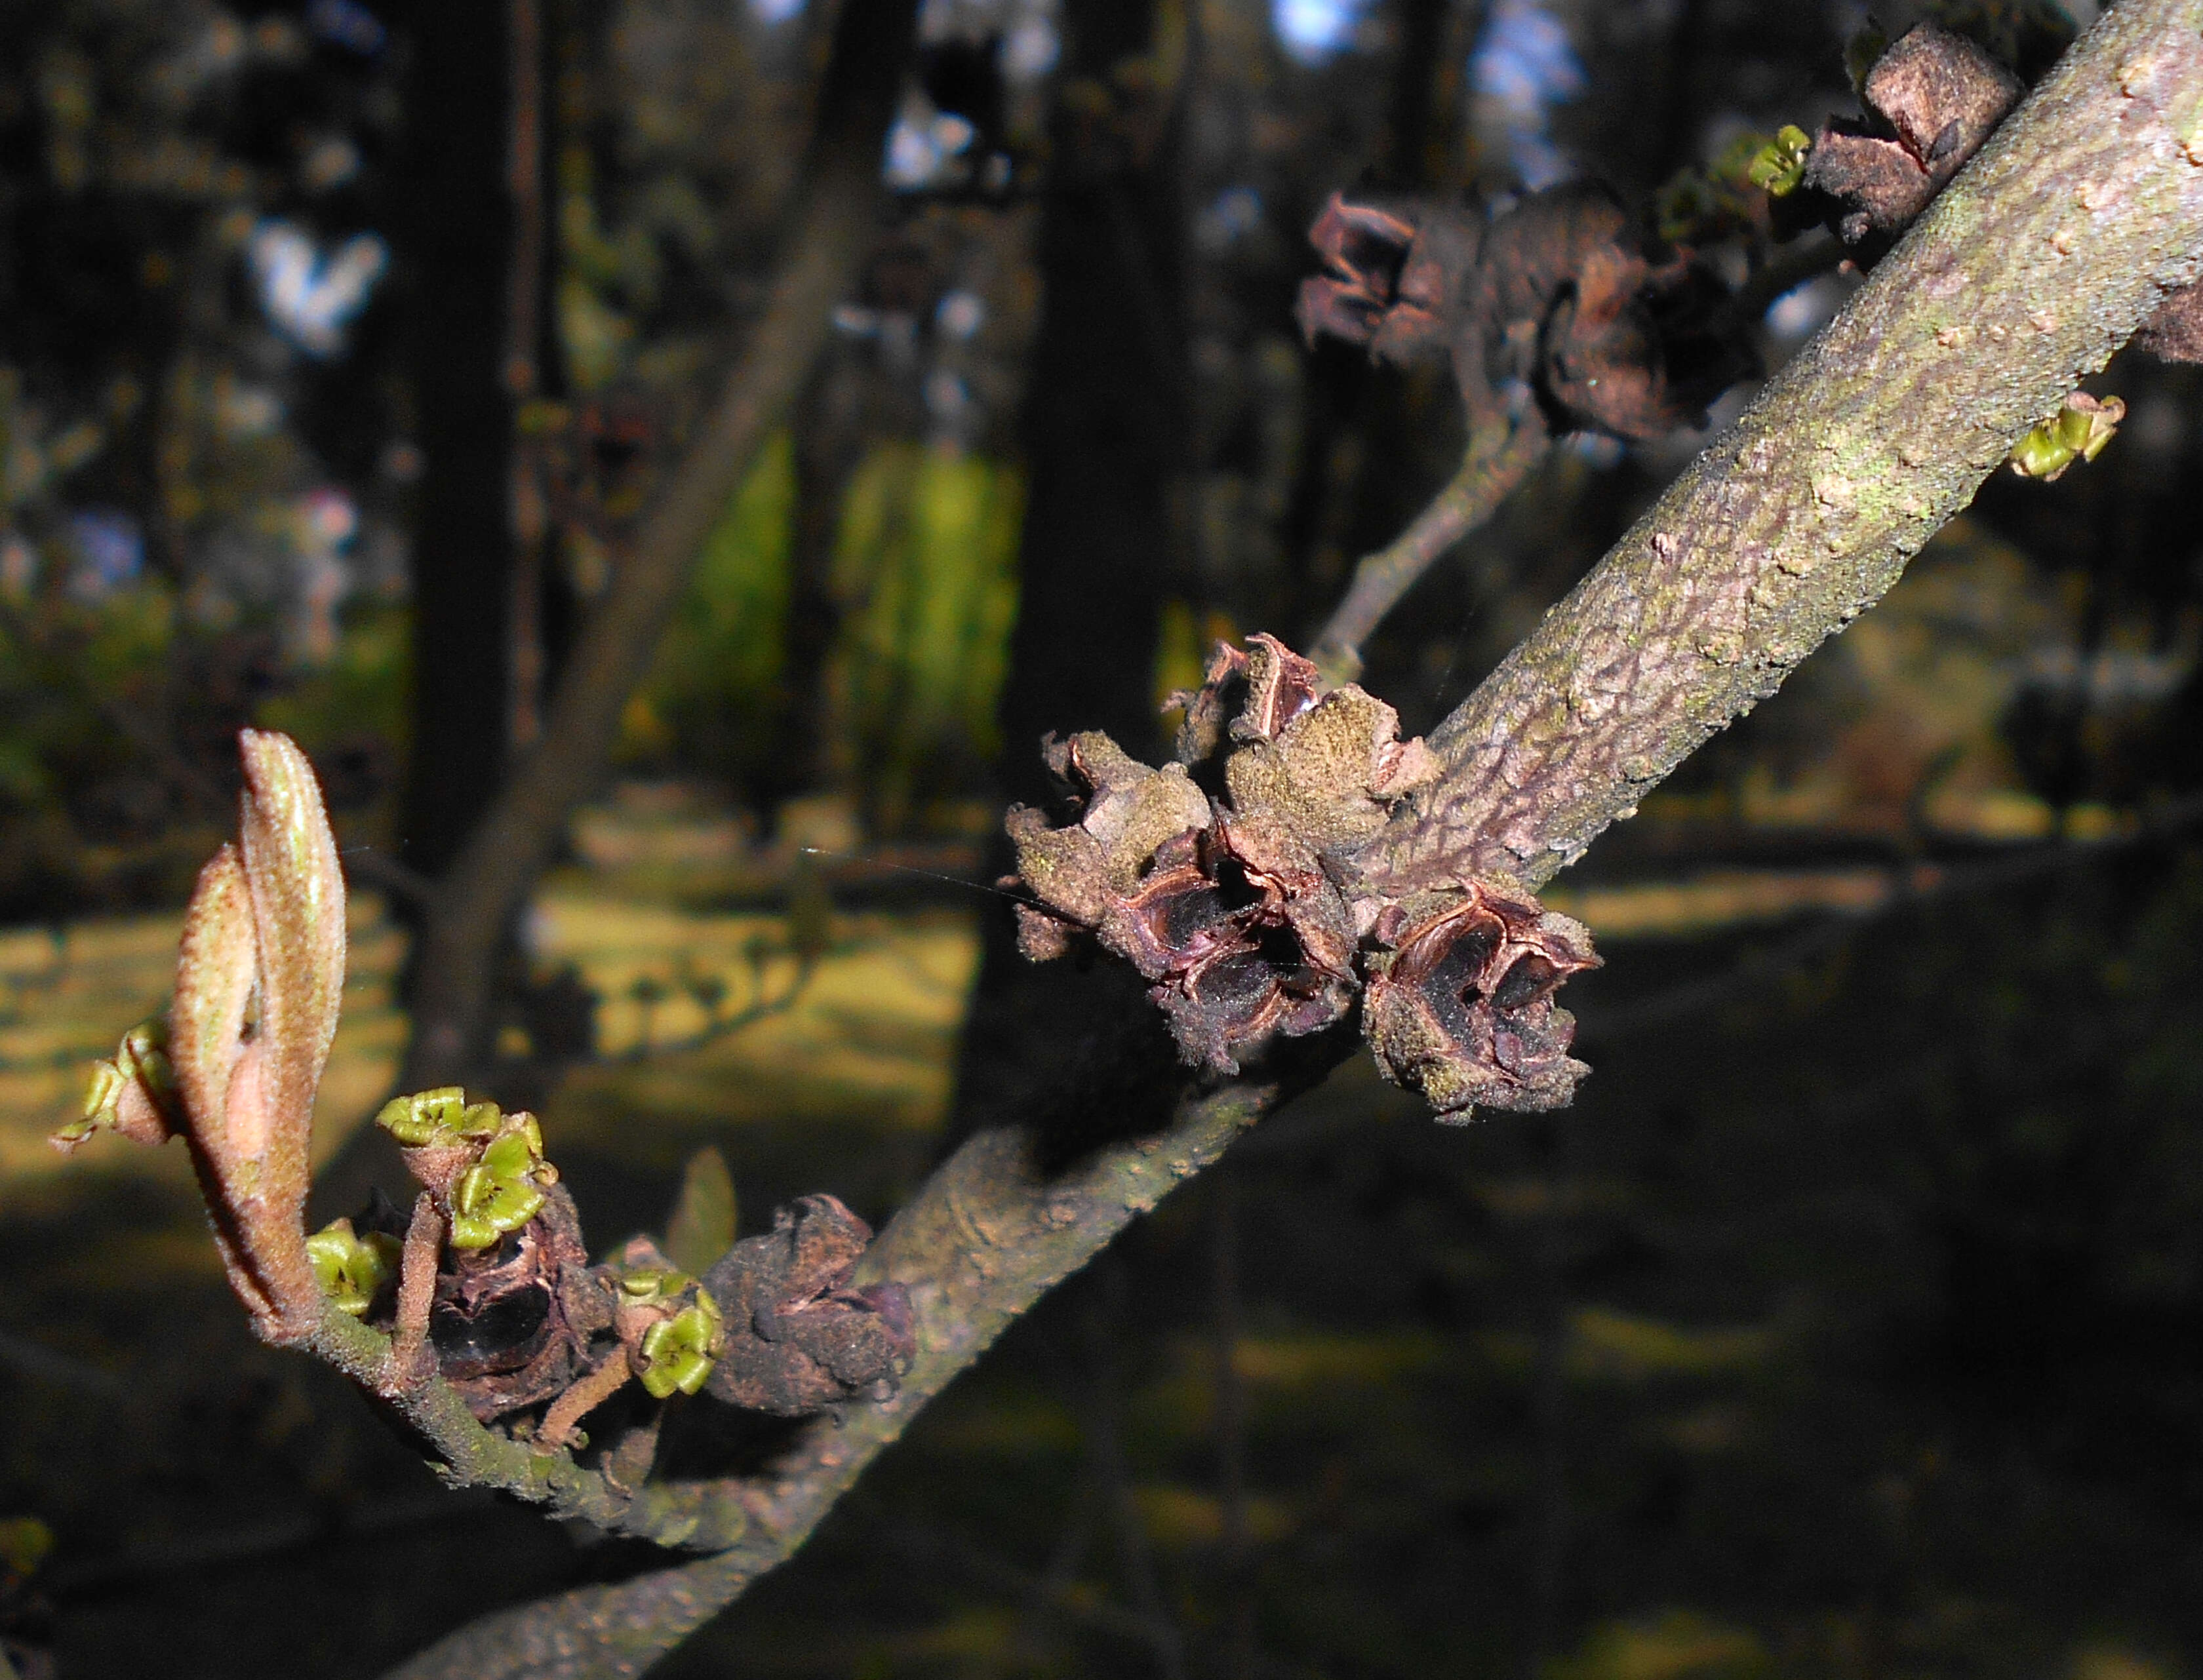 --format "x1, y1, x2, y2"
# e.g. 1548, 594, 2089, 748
1747, 125, 1813, 197
447, 1112, 553, 1250
374, 1085, 505, 1148
2010, 393, 2124, 482
306, 1218, 401, 1315
637, 1288, 723, 1398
